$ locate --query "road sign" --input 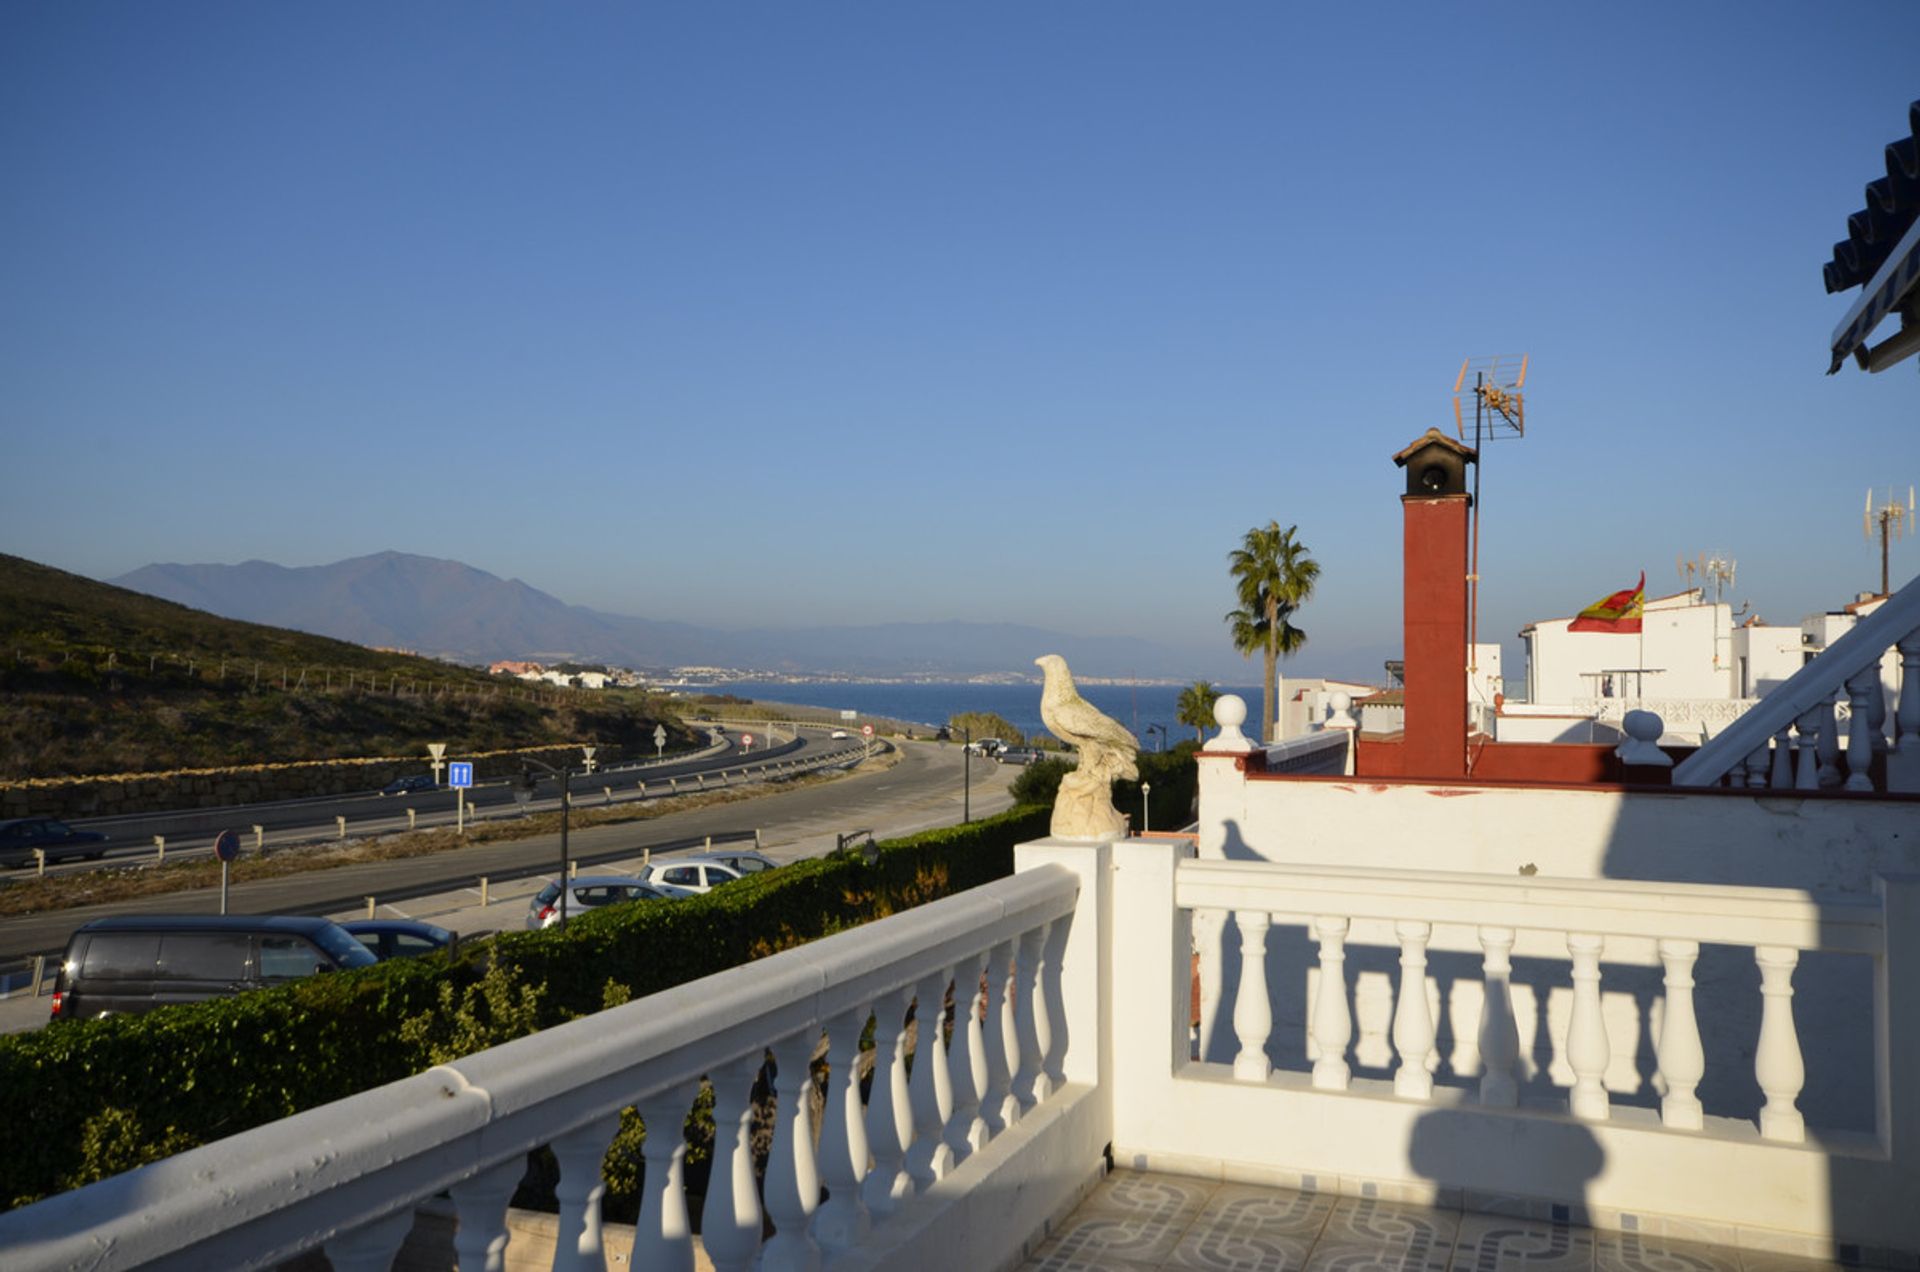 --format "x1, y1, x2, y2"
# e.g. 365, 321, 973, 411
653, 724, 667, 744
449, 762, 474, 788
742, 733, 754, 751
213, 829, 241, 862
862, 724, 874, 737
